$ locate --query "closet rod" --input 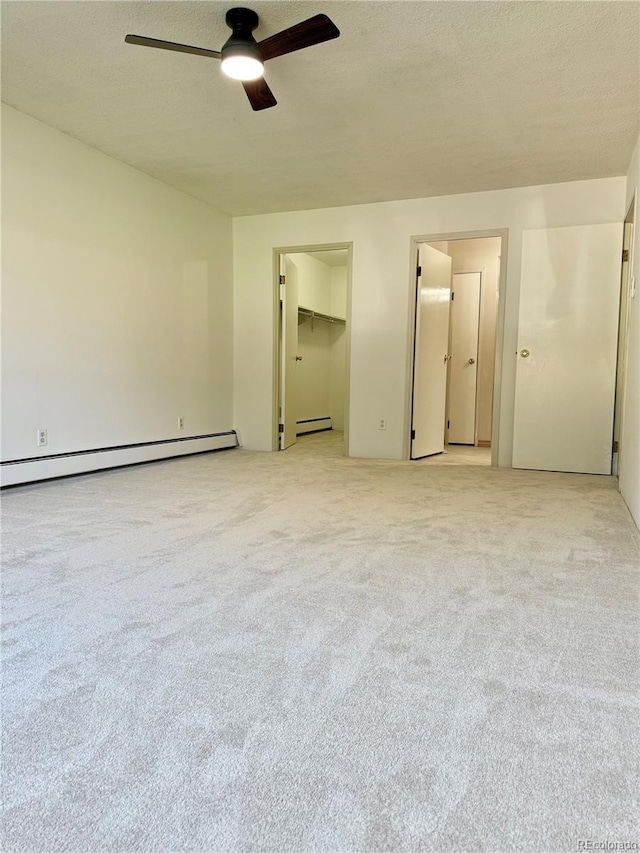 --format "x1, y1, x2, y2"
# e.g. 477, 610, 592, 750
298, 307, 346, 326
